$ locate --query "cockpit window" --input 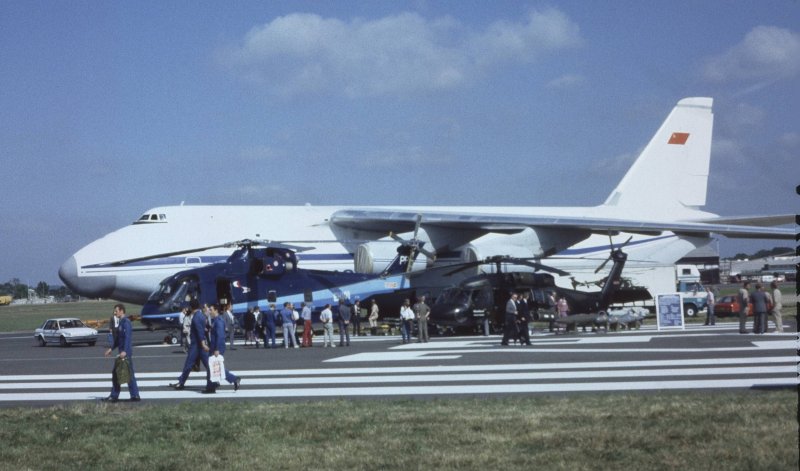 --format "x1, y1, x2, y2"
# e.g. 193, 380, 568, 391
148, 275, 200, 313
134, 213, 167, 224
436, 288, 470, 305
